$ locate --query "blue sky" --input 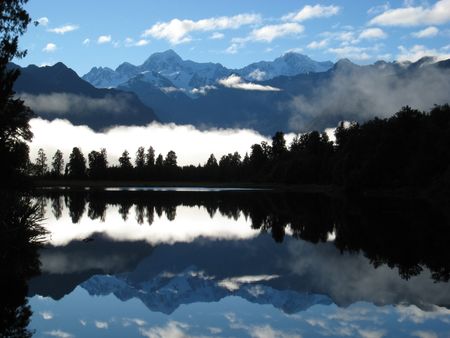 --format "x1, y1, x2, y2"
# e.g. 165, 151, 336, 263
16, 0, 450, 75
